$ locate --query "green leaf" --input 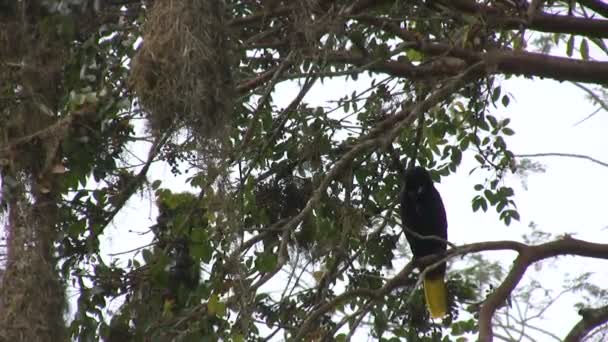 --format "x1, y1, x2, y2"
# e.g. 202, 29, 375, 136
480, 197, 488, 212
496, 201, 507, 213
487, 115, 497, 129
501, 95, 510, 107
514, 34, 523, 50
566, 35, 574, 57
502, 127, 515, 136
484, 189, 496, 205
507, 209, 520, 221
142, 249, 153, 263
255, 252, 278, 273
472, 196, 487, 212
406, 49, 423, 62
459, 136, 470, 150
491, 86, 501, 102
472, 199, 480, 212
580, 39, 589, 60
478, 119, 490, 131
207, 293, 226, 317
68, 219, 86, 238
191, 229, 213, 263
500, 187, 514, 197
452, 148, 462, 165
553, 33, 562, 44
335, 334, 347, 342
374, 43, 391, 59
151, 180, 162, 190
231, 334, 245, 342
